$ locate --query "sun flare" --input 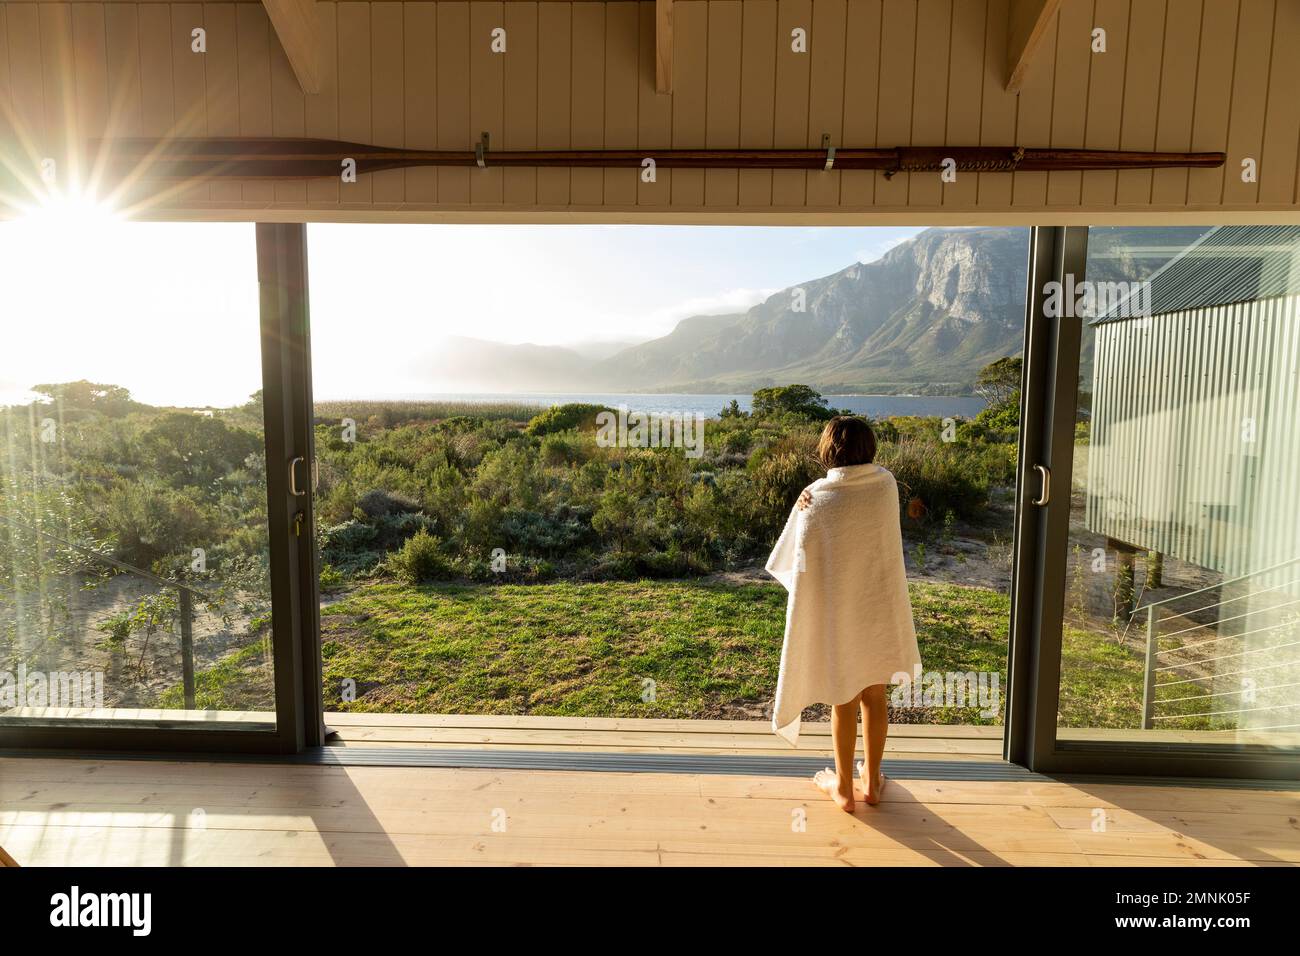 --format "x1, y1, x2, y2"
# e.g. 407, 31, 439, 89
13, 186, 123, 240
